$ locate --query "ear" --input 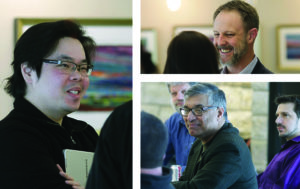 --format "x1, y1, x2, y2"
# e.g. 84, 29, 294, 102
247, 28, 258, 43
21, 63, 34, 84
217, 107, 225, 120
